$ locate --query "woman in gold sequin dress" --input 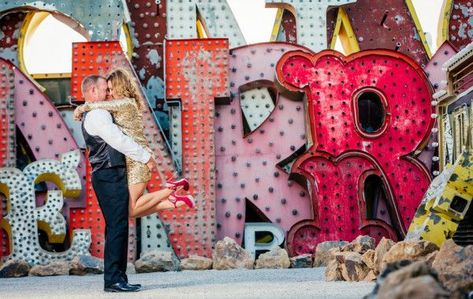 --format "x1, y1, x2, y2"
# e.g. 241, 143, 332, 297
75, 69, 194, 218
